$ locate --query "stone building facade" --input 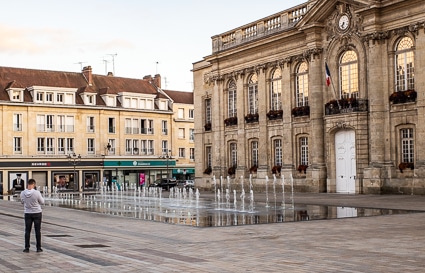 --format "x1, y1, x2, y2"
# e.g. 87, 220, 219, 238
192, 0, 425, 194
